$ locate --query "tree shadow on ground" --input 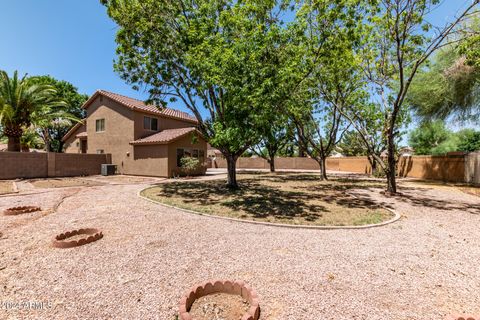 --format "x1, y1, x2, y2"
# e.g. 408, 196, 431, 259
154, 178, 329, 222
350, 186, 480, 215
150, 172, 394, 222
